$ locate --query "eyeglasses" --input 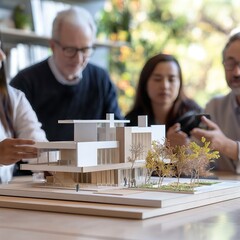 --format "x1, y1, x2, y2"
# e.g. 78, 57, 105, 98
223, 58, 240, 71
54, 40, 95, 58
